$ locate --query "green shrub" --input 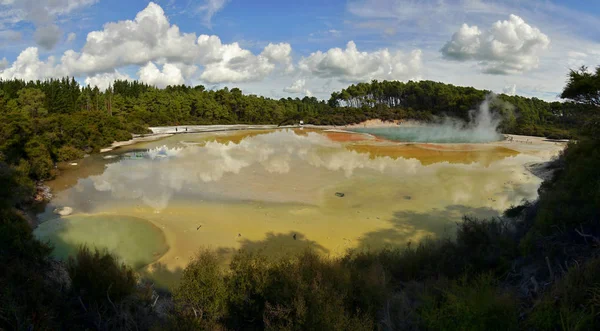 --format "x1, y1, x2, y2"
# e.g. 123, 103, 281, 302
418, 273, 519, 331
67, 246, 137, 305
535, 140, 600, 233
528, 257, 600, 330
173, 249, 227, 322
24, 137, 54, 179
56, 145, 84, 162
